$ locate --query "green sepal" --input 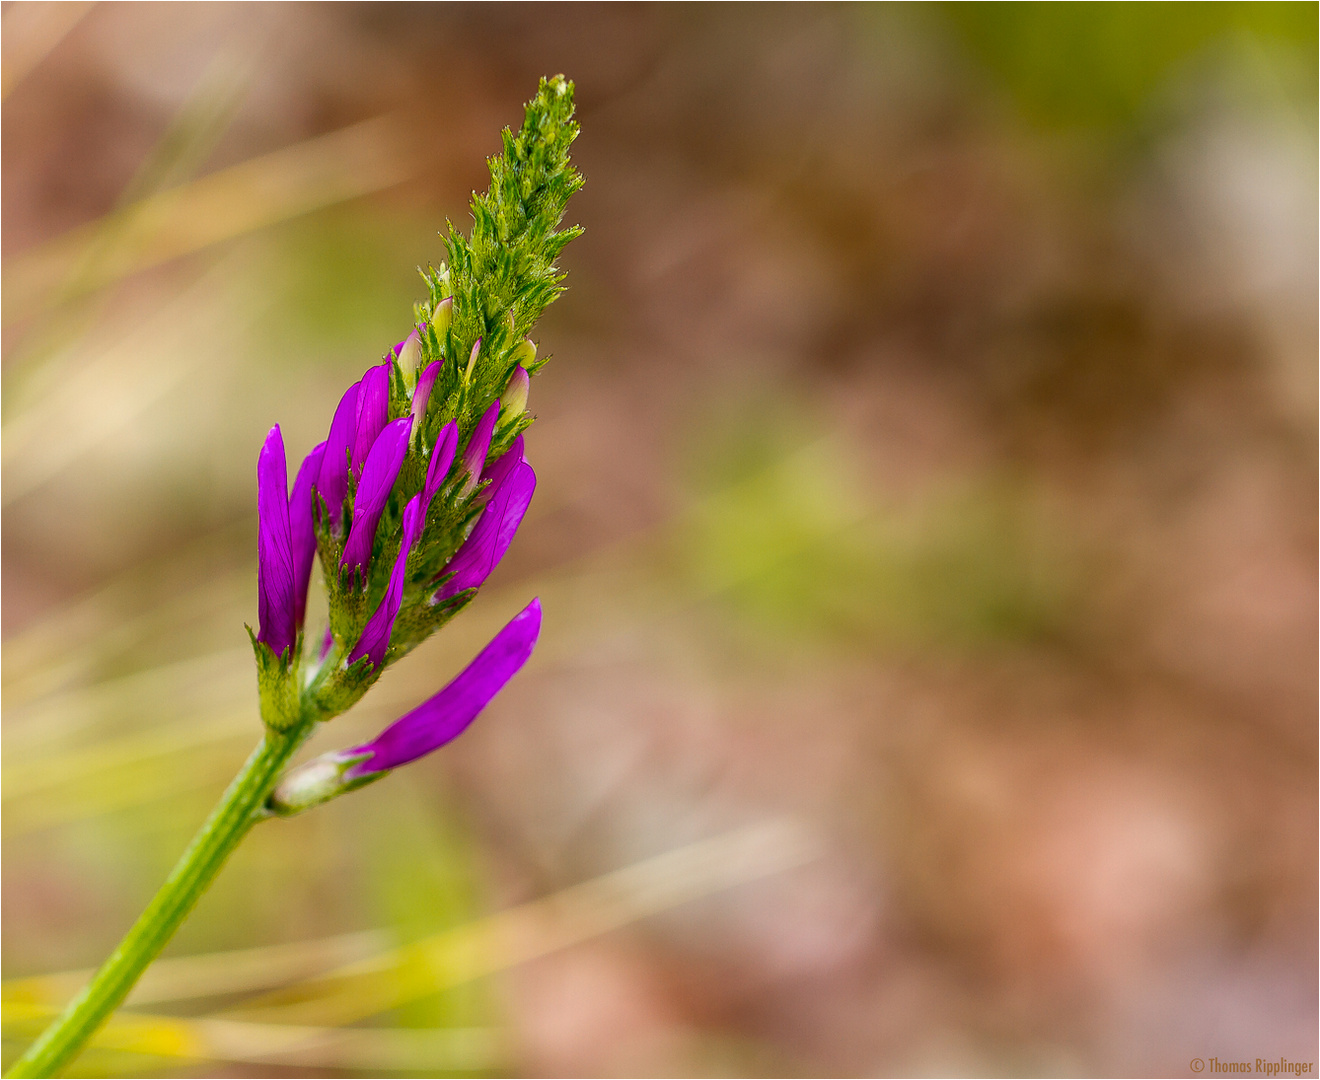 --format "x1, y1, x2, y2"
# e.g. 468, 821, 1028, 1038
385, 589, 474, 659
492, 409, 534, 459
307, 652, 378, 718
247, 627, 302, 732
266, 750, 383, 817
